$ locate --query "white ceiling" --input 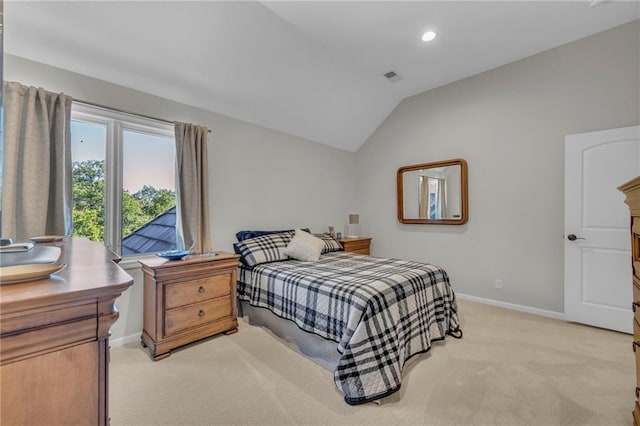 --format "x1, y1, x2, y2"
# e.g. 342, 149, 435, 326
5, 1, 639, 152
